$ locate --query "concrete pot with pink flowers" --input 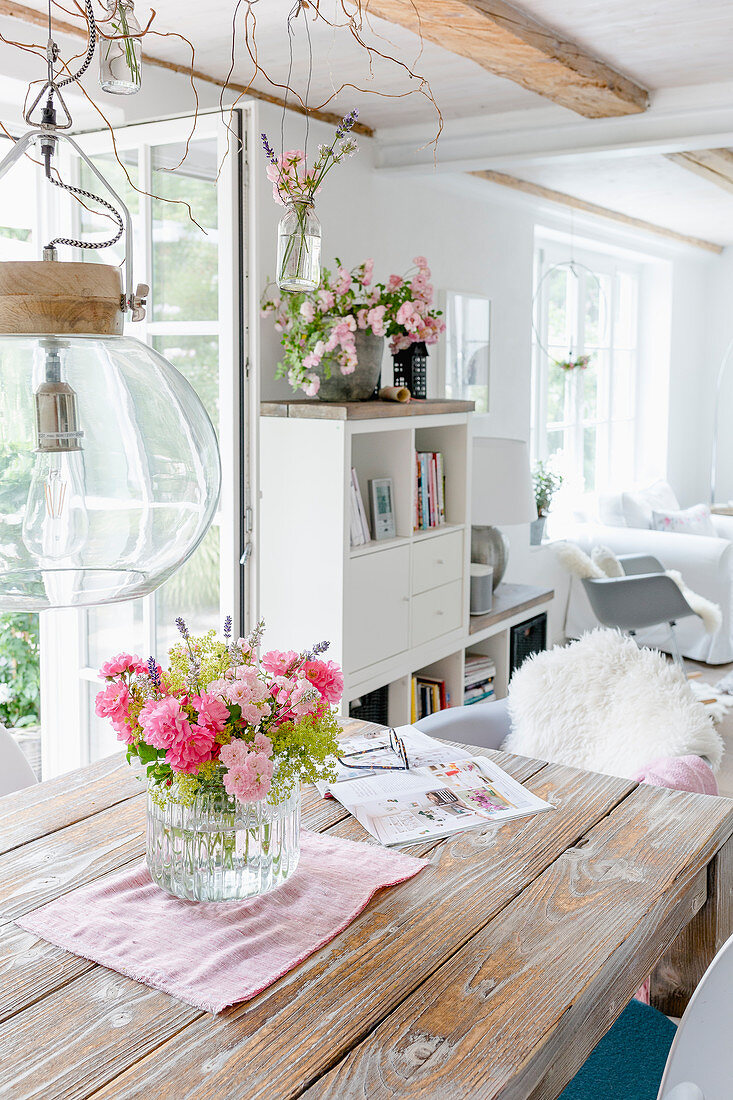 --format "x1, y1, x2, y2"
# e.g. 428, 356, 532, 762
261, 256, 444, 401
